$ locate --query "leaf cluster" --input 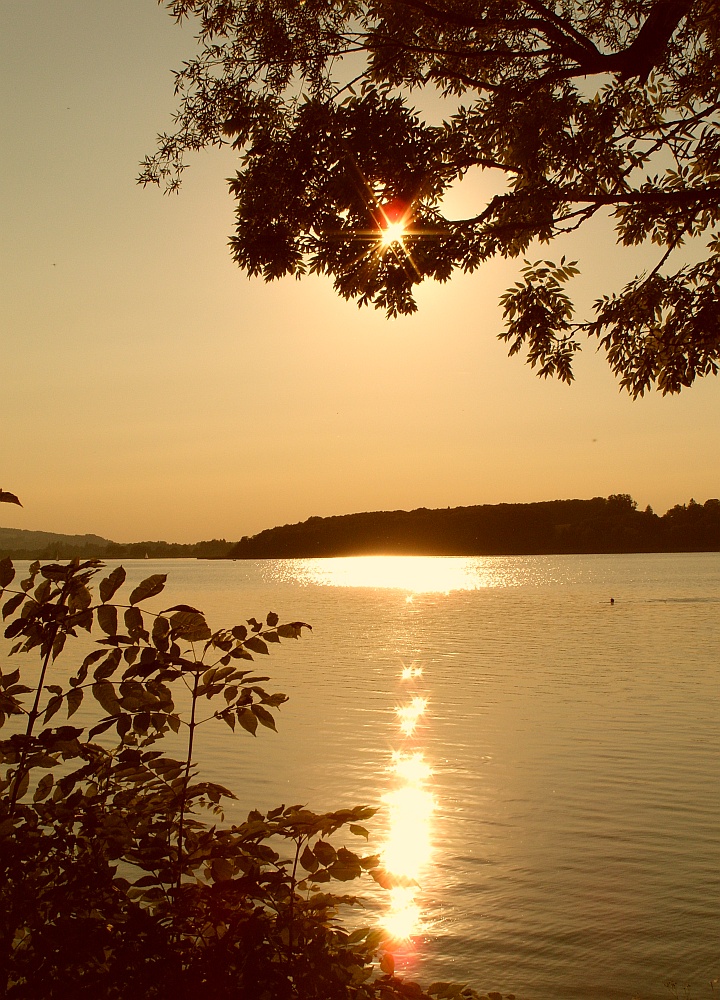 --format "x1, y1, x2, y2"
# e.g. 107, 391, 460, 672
0, 558, 496, 998
142, 0, 720, 393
